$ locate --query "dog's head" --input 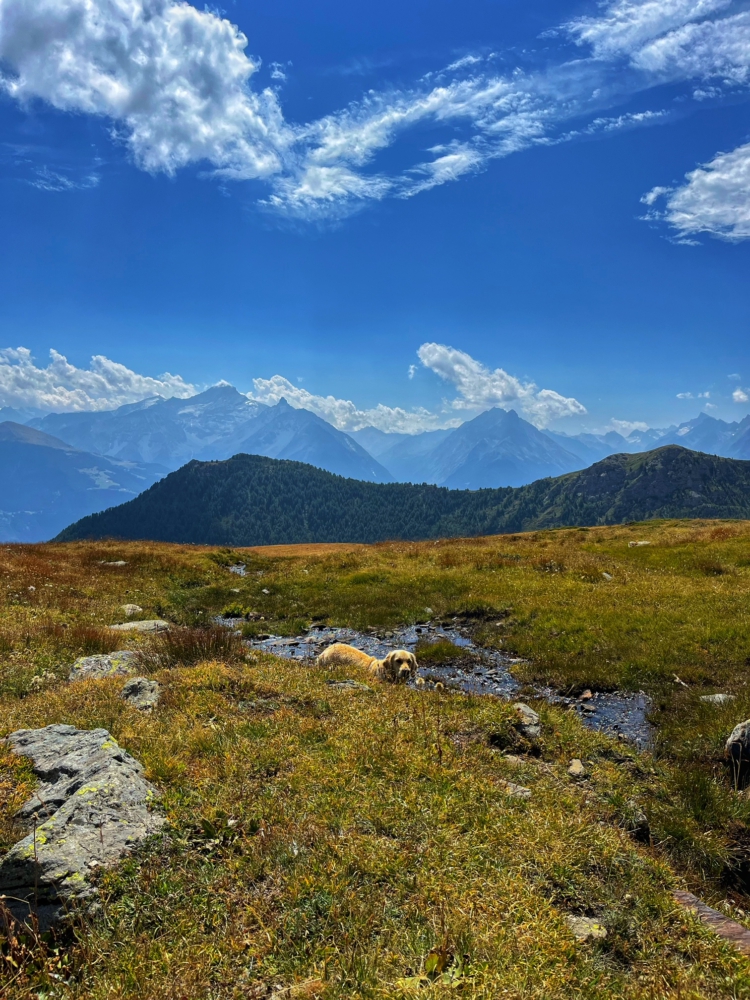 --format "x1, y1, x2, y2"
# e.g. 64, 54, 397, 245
383, 649, 418, 682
